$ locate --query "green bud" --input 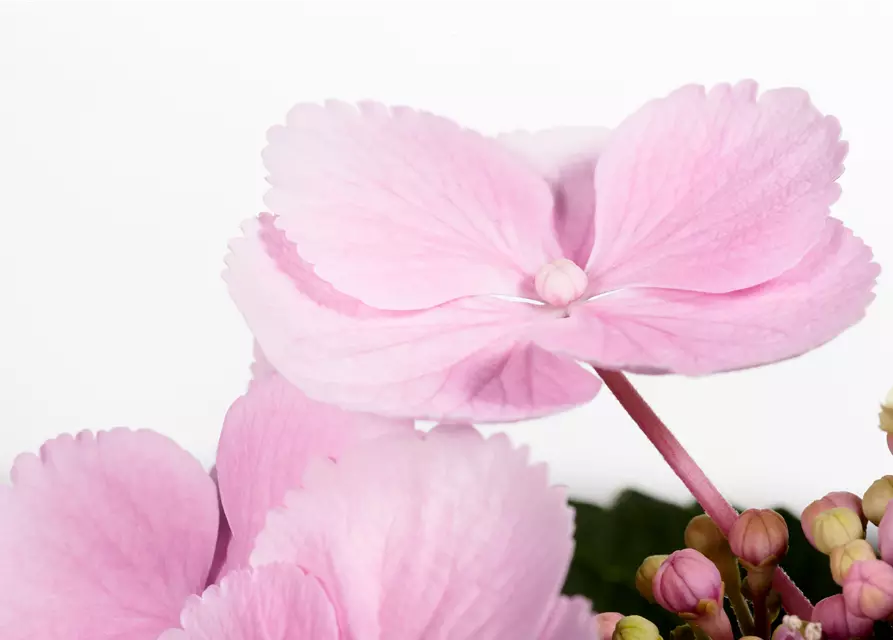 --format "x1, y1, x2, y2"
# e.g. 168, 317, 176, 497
812, 507, 865, 554
613, 615, 662, 640
863, 476, 893, 525
830, 539, 876, 585
684, 514, 731, 559
636, 555, 669, 602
